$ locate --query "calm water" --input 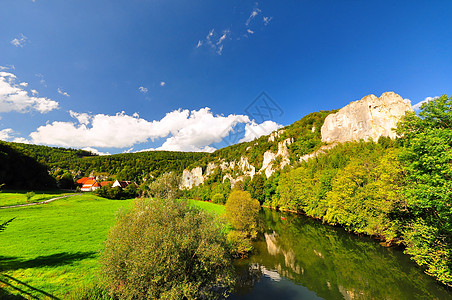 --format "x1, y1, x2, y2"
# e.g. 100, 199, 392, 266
230, 209, 452, 300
